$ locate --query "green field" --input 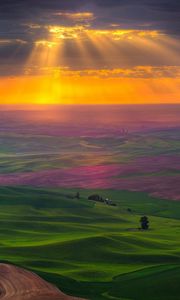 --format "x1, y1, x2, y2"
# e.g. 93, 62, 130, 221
0, 186, 180, 299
